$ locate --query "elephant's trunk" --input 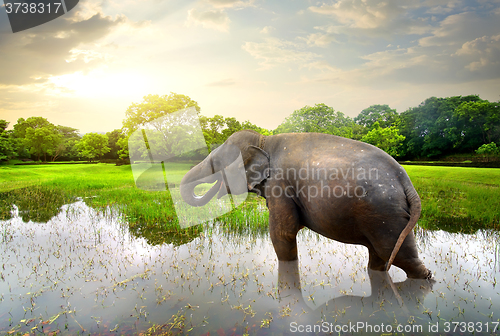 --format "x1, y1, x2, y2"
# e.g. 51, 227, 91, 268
180, 159, 222, 207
